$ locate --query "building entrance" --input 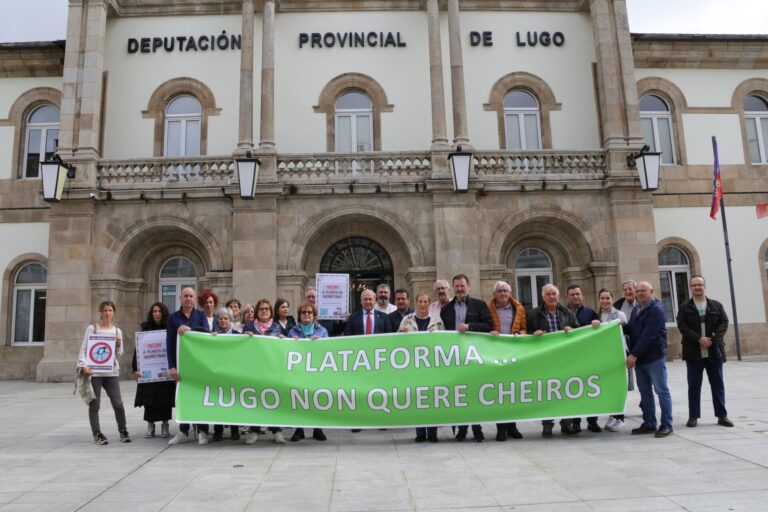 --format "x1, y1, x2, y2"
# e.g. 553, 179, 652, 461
319, 237, 394, 312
